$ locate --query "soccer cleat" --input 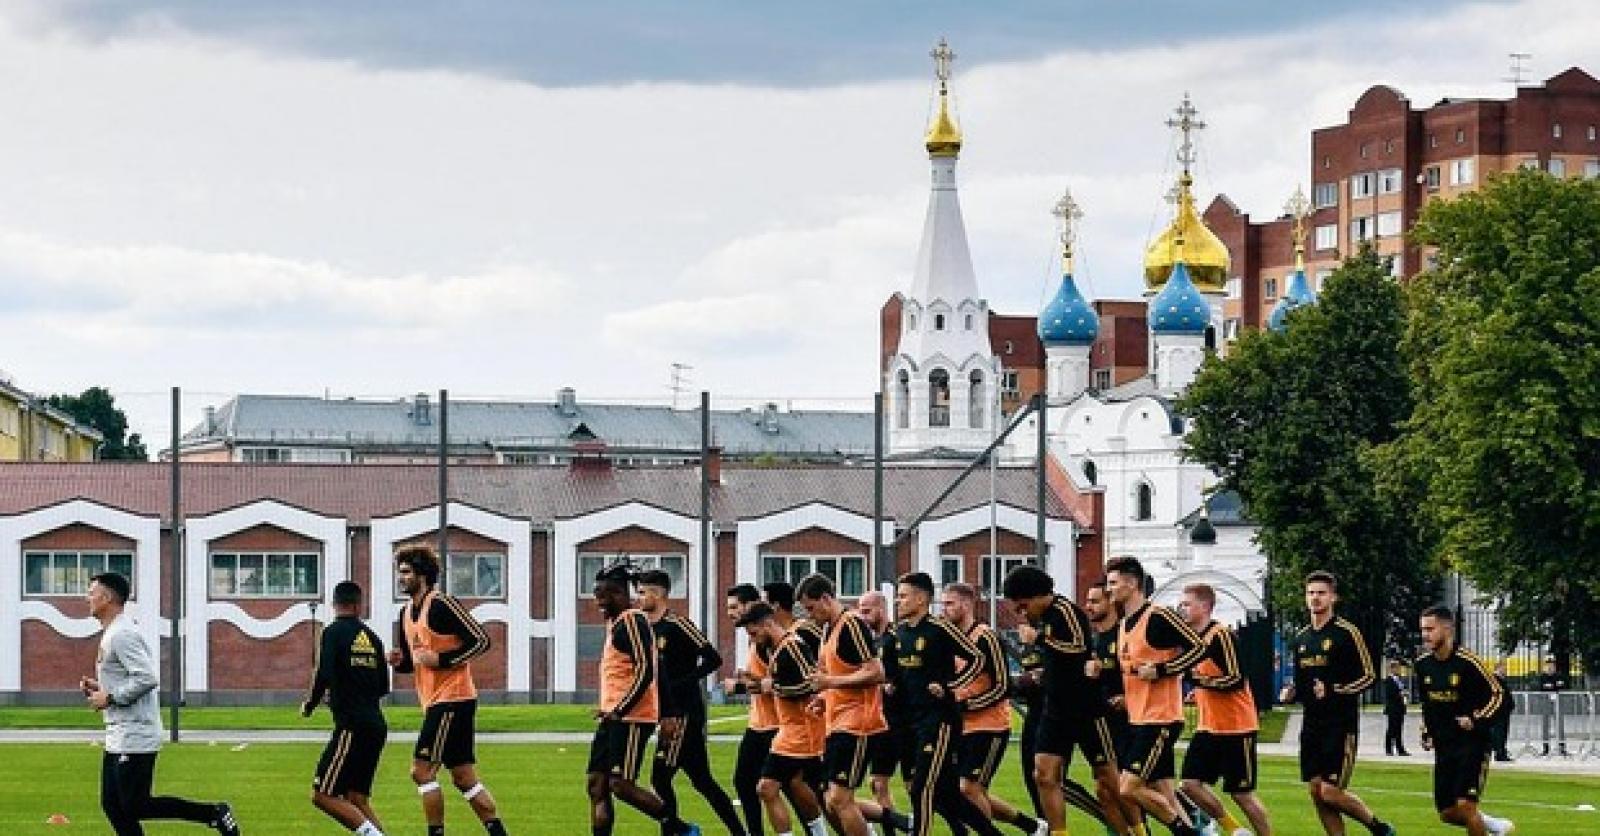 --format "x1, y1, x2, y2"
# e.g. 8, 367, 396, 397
1201, 822, 1221, 836
679, 825, 703, 836
1233, 830, 1253, 836
1031, 821, 1049, 836
1373, 824, 1397, 836
211, 802, 241, 835
1483, 814, 1515, 834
